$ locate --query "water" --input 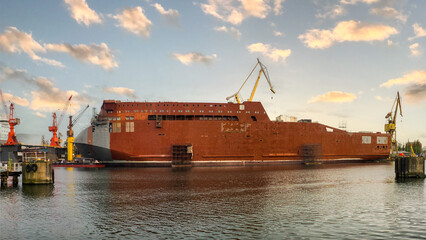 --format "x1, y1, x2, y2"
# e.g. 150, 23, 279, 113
1, 163, 426, 239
